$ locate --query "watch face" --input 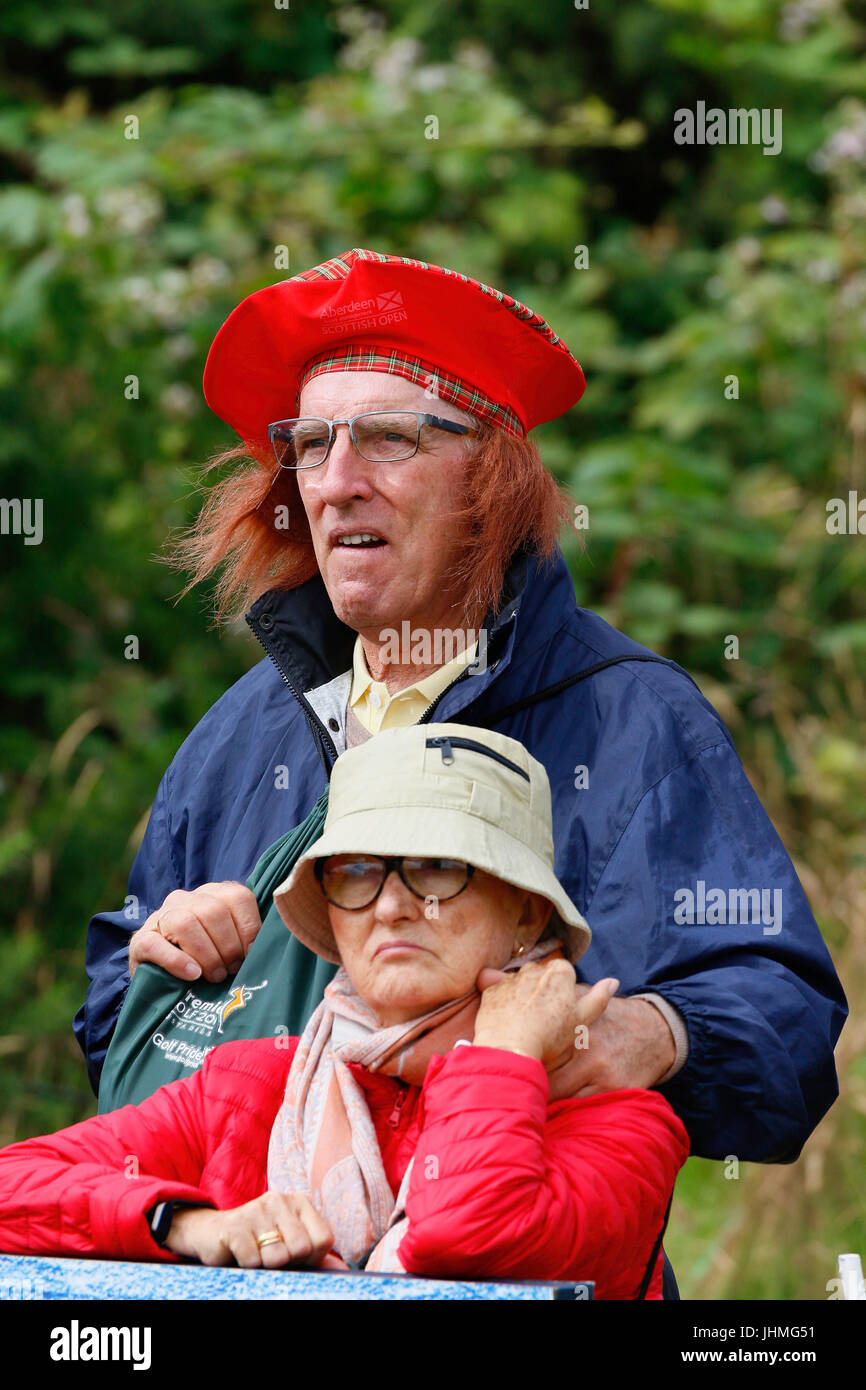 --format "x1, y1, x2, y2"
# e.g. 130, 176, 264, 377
148, 1201, 173, 1244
